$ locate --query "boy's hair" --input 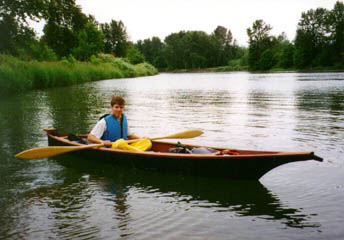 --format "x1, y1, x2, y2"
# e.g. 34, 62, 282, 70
111, 96, 125, 106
